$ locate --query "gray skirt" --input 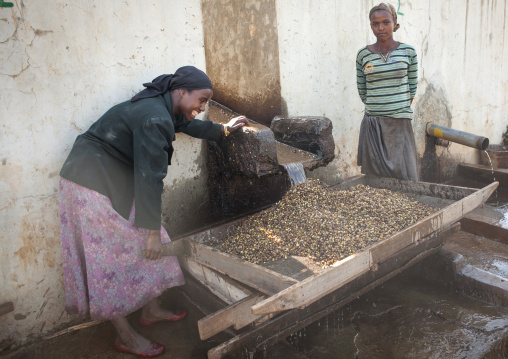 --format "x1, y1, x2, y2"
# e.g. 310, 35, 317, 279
357, 115, 419, 181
